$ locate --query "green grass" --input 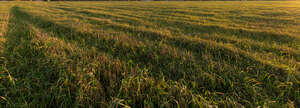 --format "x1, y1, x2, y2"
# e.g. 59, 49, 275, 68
0, 1, 300, 107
